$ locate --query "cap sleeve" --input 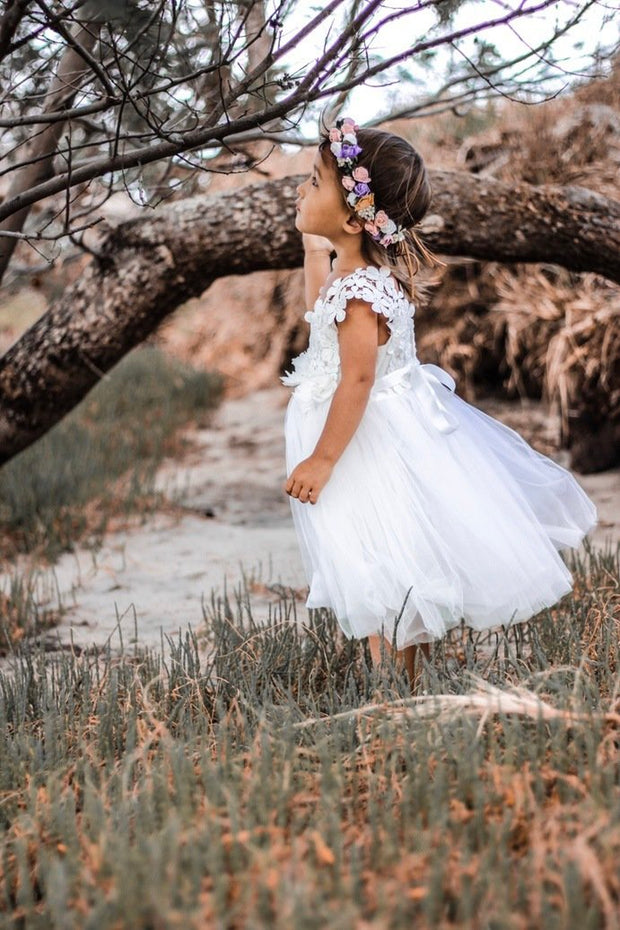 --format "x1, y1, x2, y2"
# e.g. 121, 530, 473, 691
323, 265, 399, 325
